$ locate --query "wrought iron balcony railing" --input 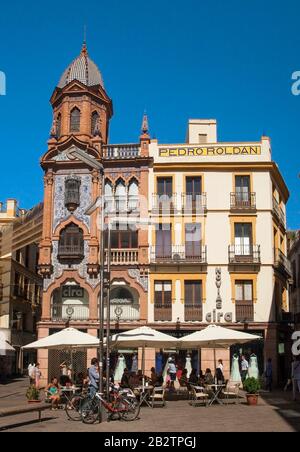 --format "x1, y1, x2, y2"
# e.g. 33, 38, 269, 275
151, 246, 207, 264
152, 194, 178, 211
228, 245, 261, 264
51, 304, 89, 321
274, 248, 292, 276
273, 197, 286, 226
230, 193, 256, 210
104, 303, 140, 322
182, 193, 207, 212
